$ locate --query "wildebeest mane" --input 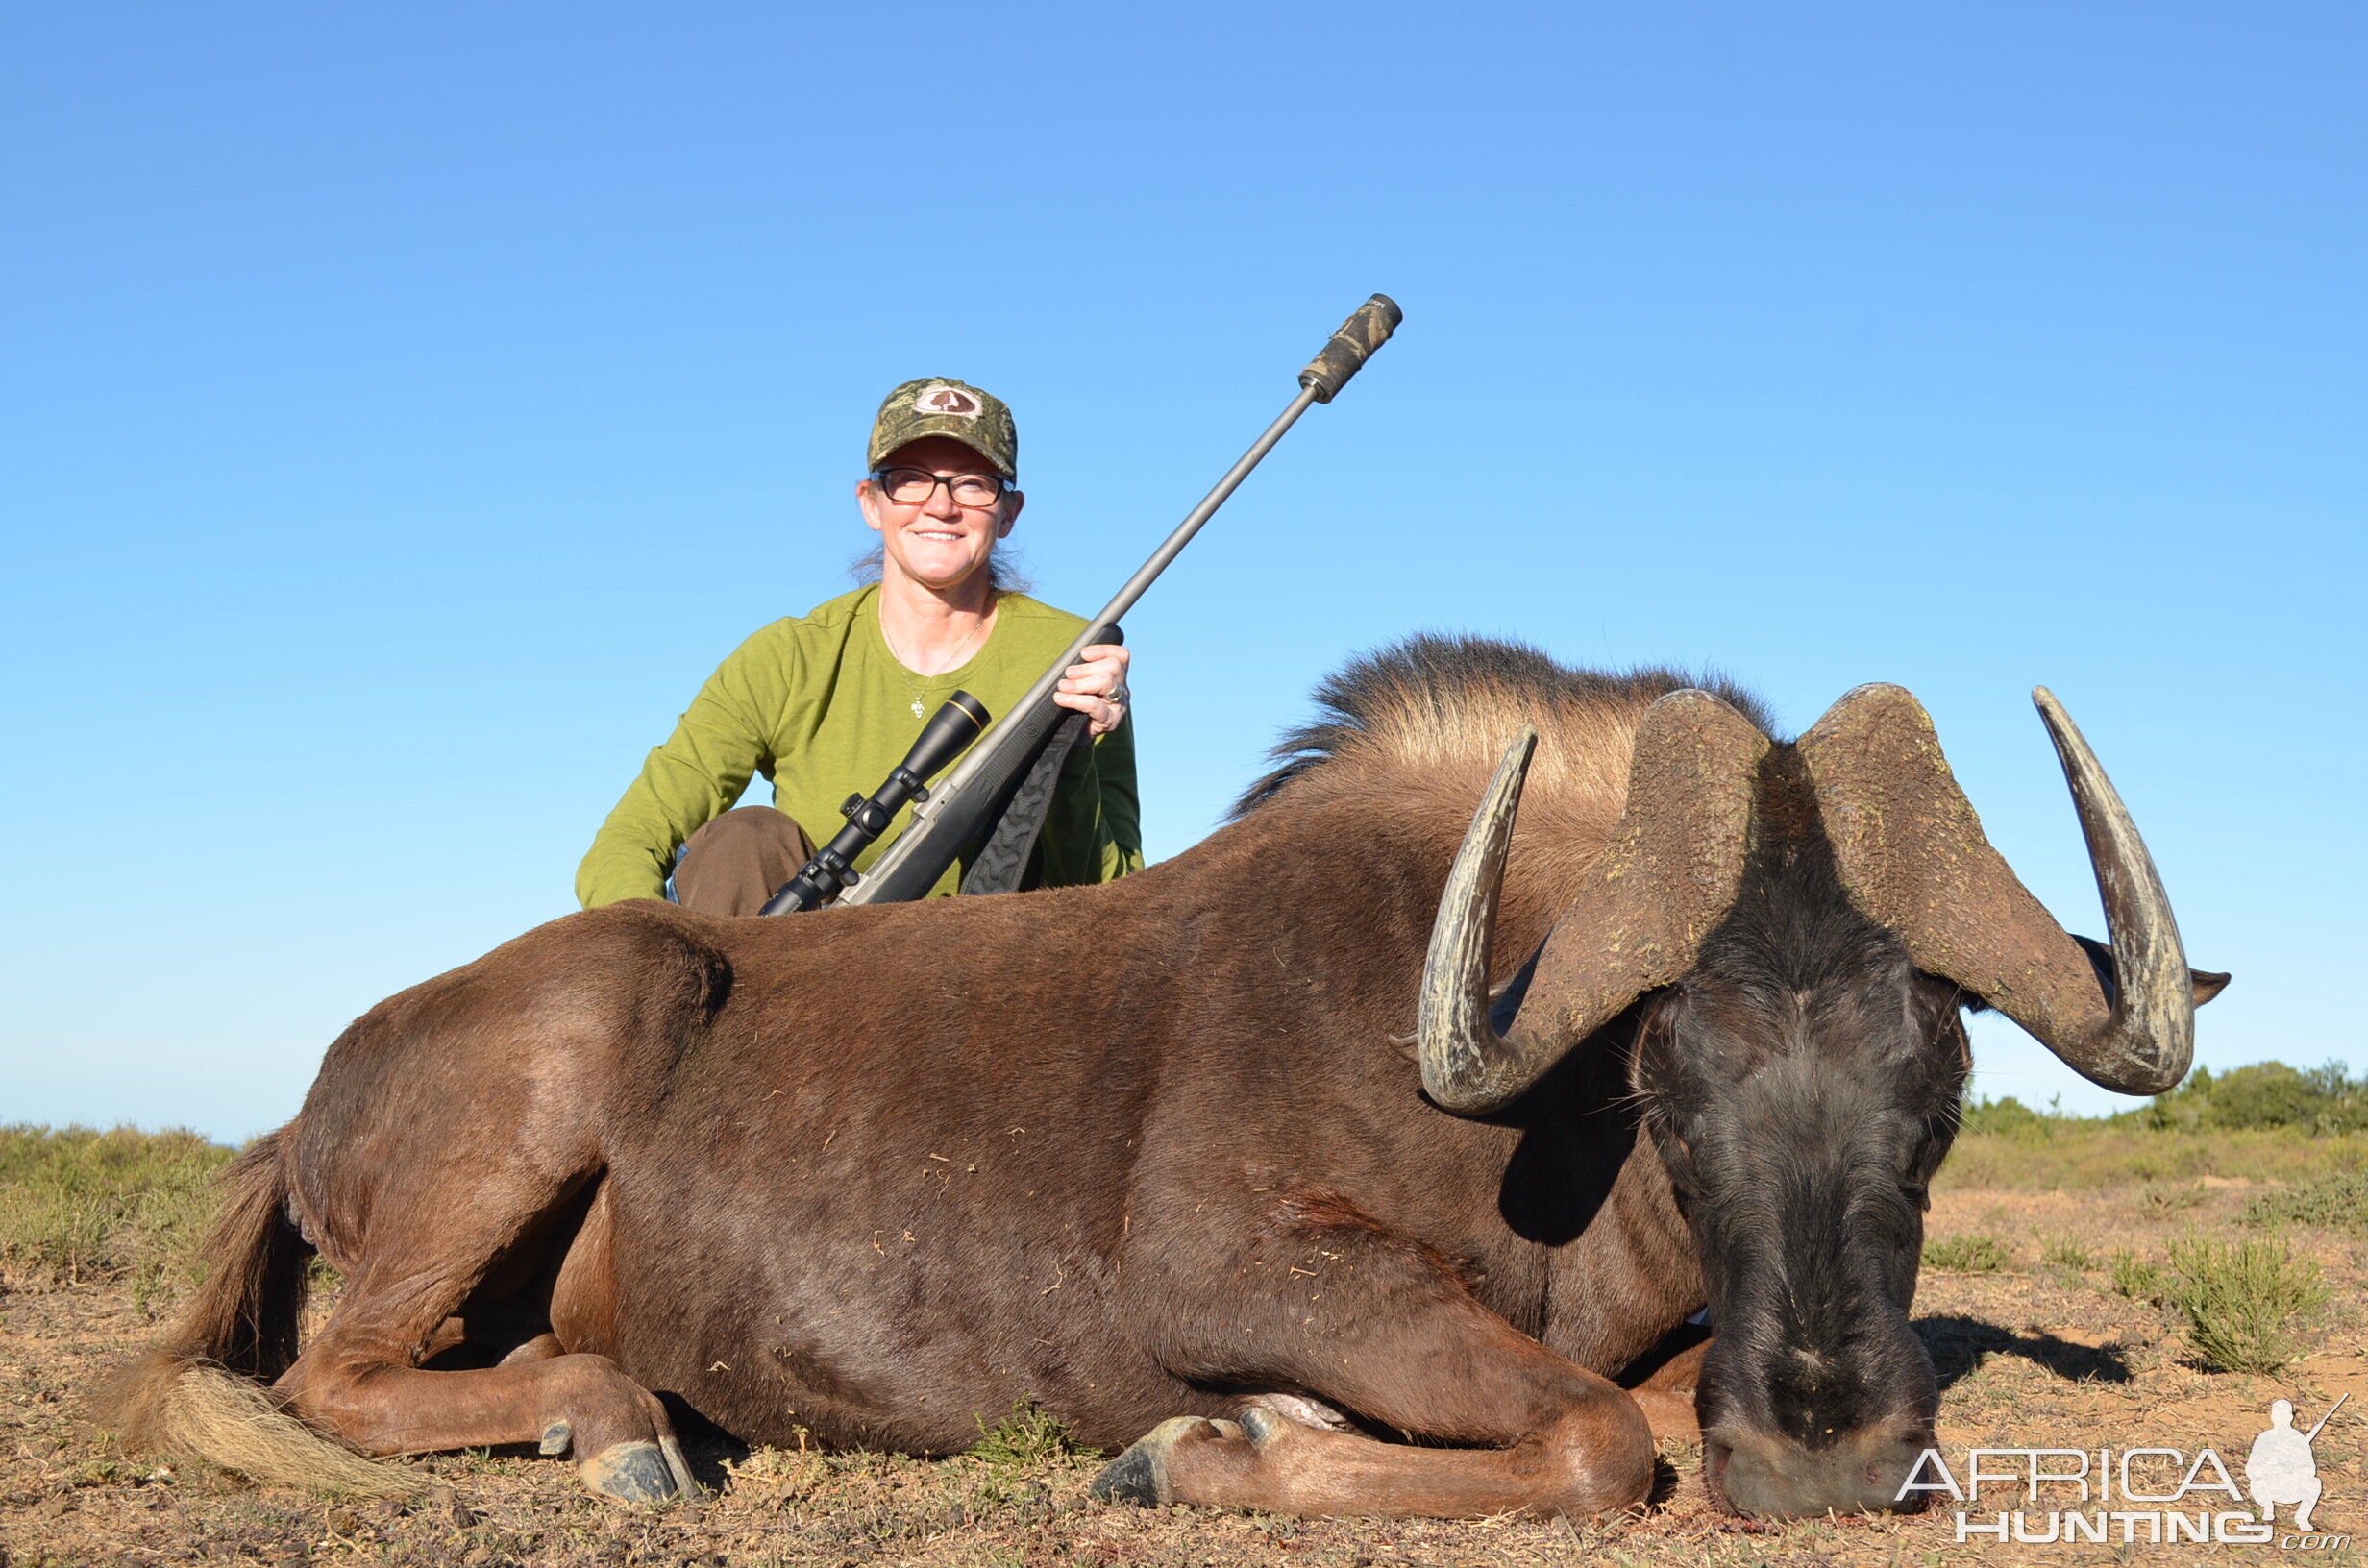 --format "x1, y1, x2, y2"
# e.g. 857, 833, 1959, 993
1231, 634, 1776, 819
